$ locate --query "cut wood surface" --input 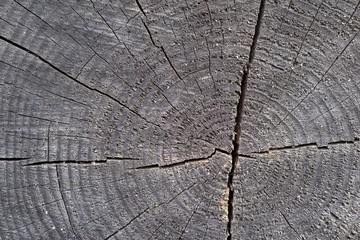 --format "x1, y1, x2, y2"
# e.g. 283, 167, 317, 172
0, 0, 359, 239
